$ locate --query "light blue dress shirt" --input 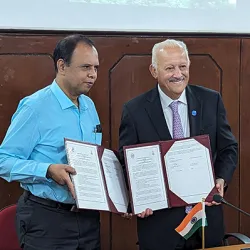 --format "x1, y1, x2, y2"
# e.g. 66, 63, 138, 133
0, 80, 102, 204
